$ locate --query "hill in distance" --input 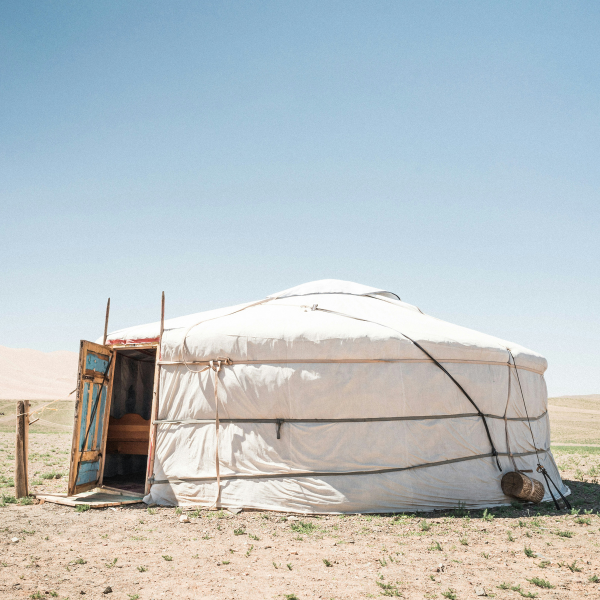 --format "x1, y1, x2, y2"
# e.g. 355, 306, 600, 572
0, 345, 78, 400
